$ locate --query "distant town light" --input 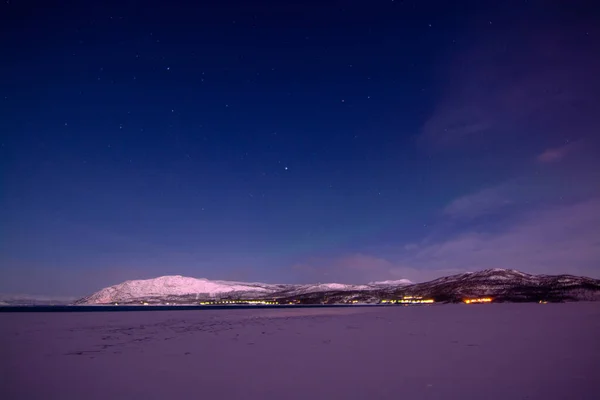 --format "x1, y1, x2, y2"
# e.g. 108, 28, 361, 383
464, 297, 492, 304
382, 298, 434, 304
